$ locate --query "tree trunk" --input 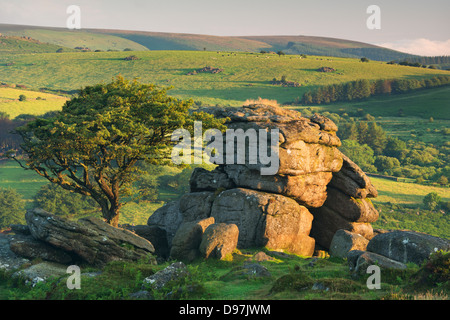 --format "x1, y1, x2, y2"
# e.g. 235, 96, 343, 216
101, 205, 120, 228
